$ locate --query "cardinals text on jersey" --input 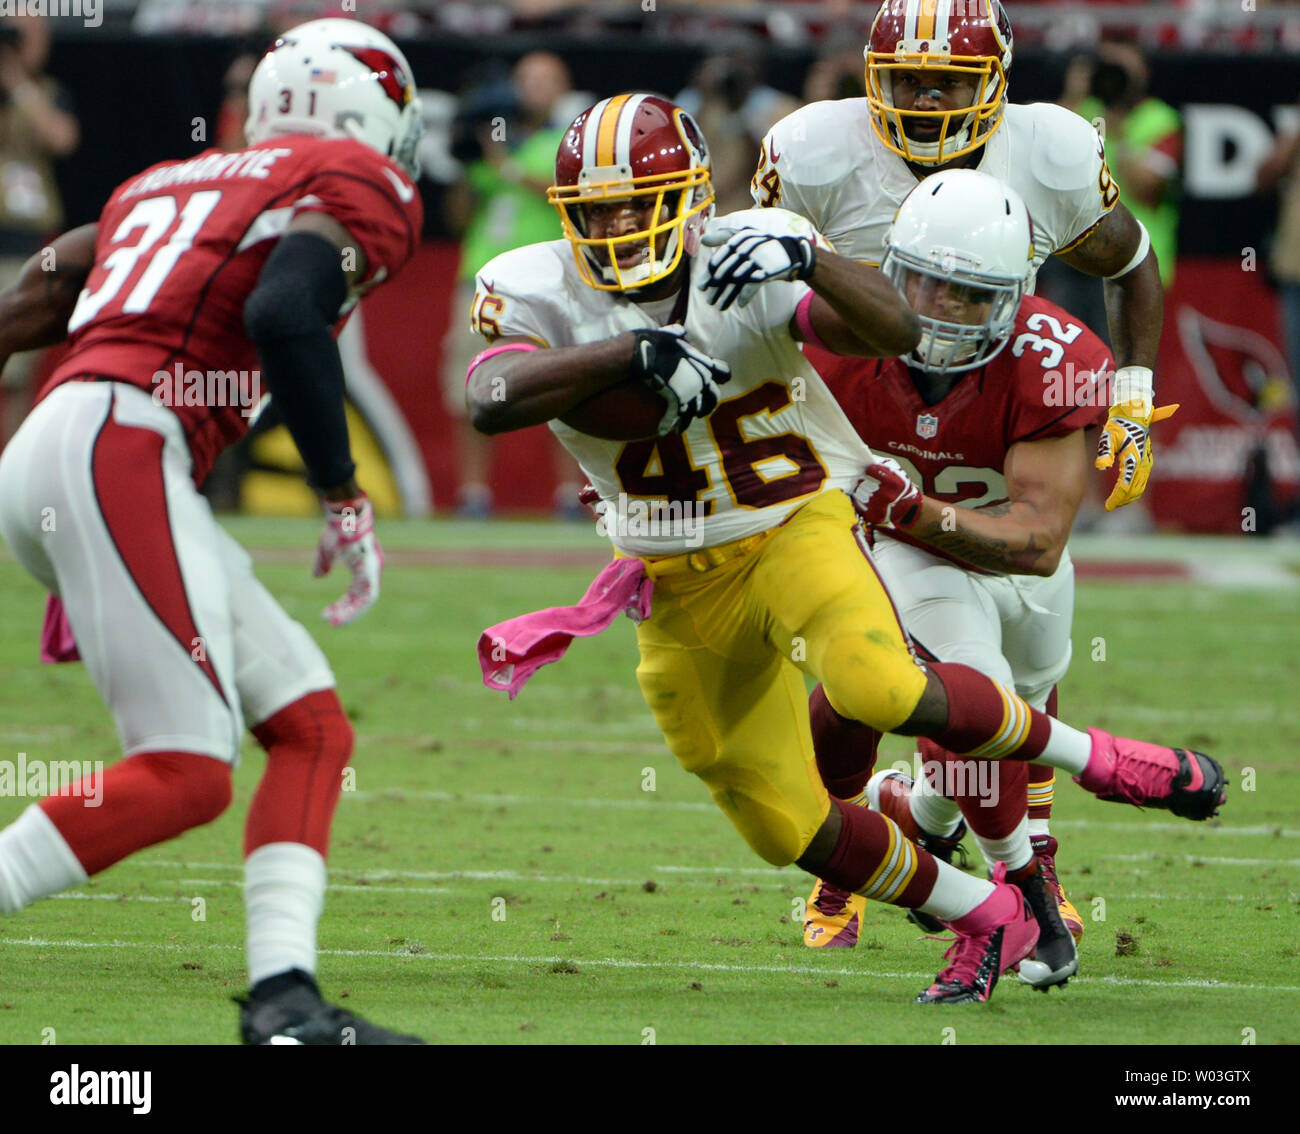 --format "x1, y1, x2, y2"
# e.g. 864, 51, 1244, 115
805, 292, 1111, 541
